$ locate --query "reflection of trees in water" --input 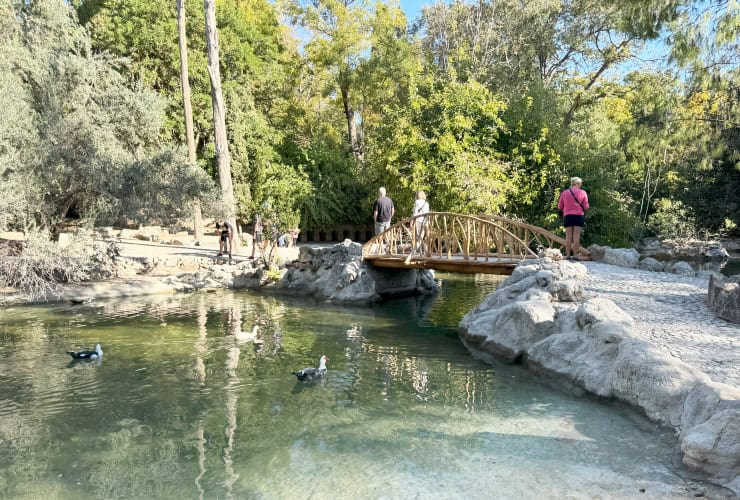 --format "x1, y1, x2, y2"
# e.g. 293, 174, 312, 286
194, 295, 207, 500
0, 289, 501, 496
423, 273, 505, 327
223, 302, 241, 499
356, 340, 493, 410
